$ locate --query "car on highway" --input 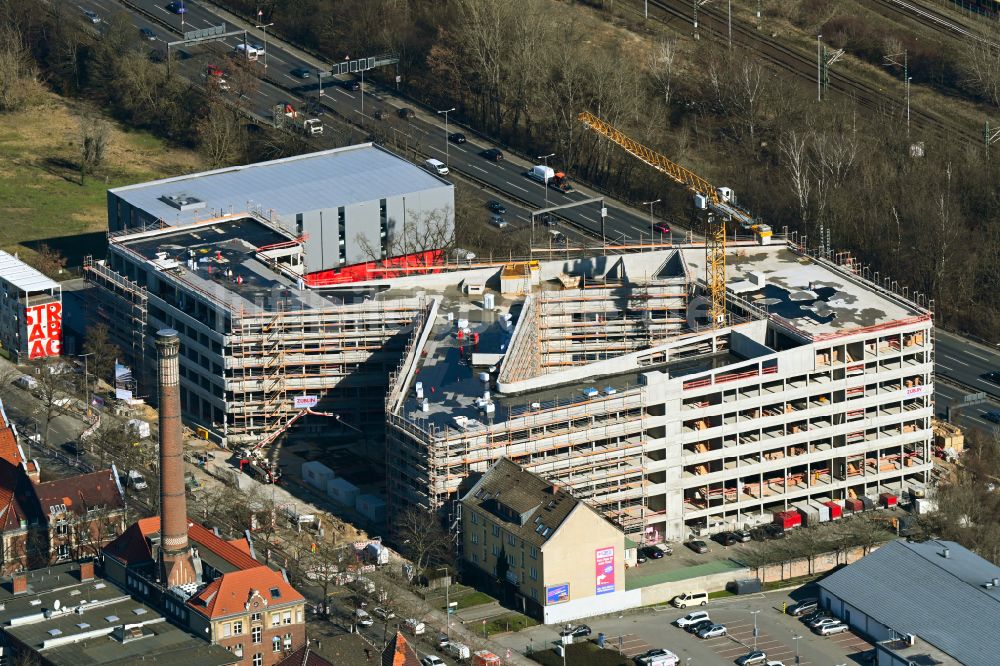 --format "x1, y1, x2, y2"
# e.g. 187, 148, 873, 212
685, 539, 709, 554
559, 624, 591, 638
697, 623, 726, 639
734, 652, 768, 666
342, 78, 361, 91
486, 200, 507, 214
788, 599, 818, 616
83, 9, 100, 23
490, 216, 508, 229
674, 610, 710, 628
291, 67, 311, 79
684, 619, 714, 635
982, 370, 1000, 385
642, 546, 664, 560
816, 622, 849, 636
140, 27, 157, 40
984, 410, 1000, 424
420, 657, 445, 666
166, 1, 186, 14
398, 107, 415, 119
653, 222, 671, 234
448, 132, 466, 144
480, 147, 504, 161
